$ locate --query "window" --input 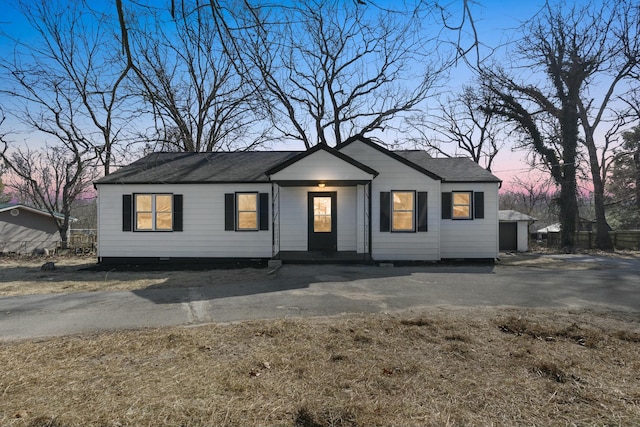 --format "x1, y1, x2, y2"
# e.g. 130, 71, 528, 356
236, 193, 258, 230
225, 193, 268, 231
313, 196, 332, 232
135, 194, 173, 231
452, 192, 472, 219
392, 191, 415, 231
